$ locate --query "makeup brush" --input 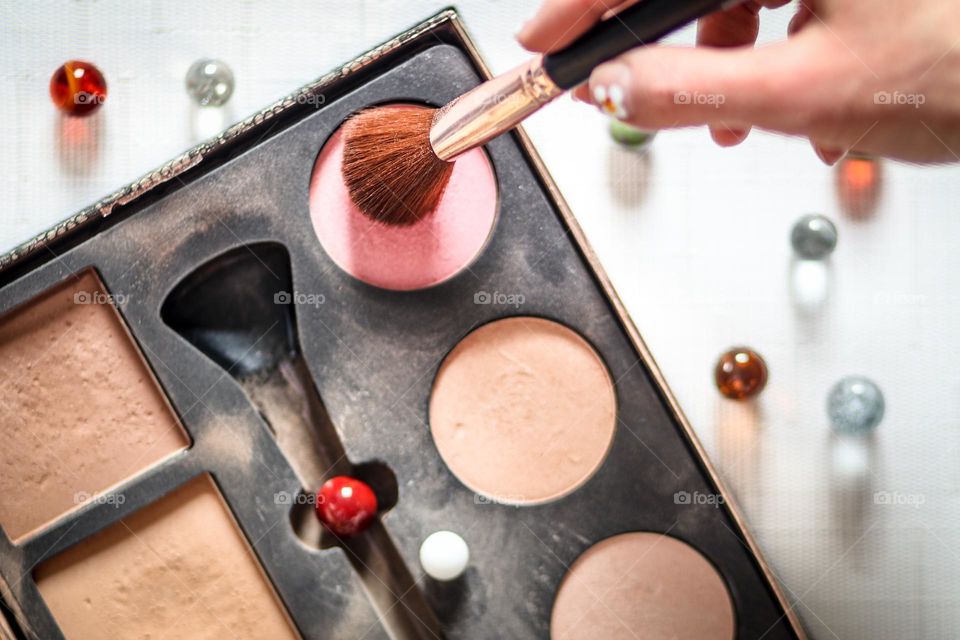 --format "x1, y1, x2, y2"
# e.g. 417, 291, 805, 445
343, 0, 742, 225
